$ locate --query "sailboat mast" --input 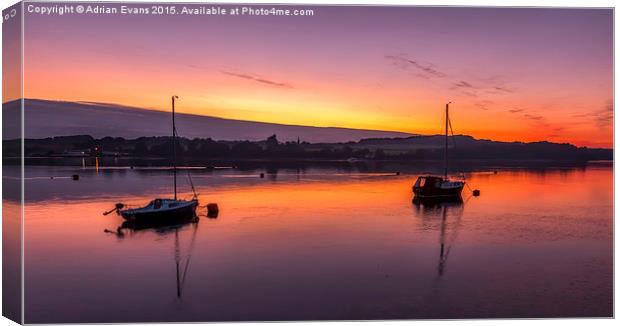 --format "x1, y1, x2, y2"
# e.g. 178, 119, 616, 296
444, 102, 449, 178
172, 96, 178, 200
